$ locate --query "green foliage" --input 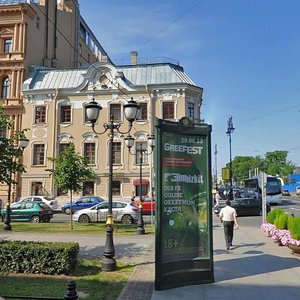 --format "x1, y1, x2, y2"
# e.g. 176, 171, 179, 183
274, 212, 288, 229
0, 104, 29, 185
229, 151, 295, 184
0, 240, 79, 275
266, 208, 284, 224
288, 215, 295, 231
290, 217, 300, 240
48, 142, 95, 193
